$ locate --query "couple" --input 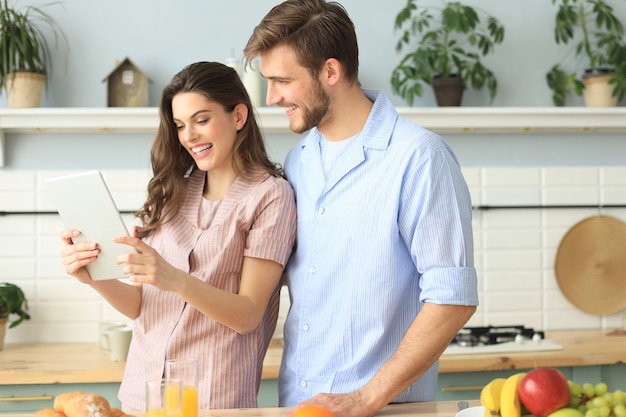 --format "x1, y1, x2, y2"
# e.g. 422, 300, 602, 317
60, 1, 478, 416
